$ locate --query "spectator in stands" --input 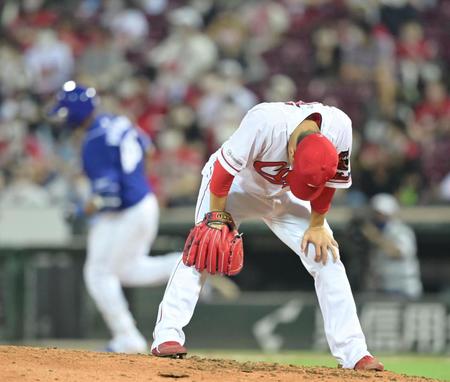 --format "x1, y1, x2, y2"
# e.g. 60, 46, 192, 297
339, 21, 379, 84
362, 193, 423, 299
77, 25, 131, 91
207, 9, 247, 62
0, 160, 51, 208
378, 0, 419, 36
240, 0, 290, 54
152, 124, 203, 207
312, 24, 340, 77
413, 82, 450, 199
414, 81, 450, 129
0, 39, 29, 95
197, 59, 258, 147
149, 6, 217, 83
263, 74, 296, 102
106, 7, 149, 51
23, 29, 74, 95
396, 21, 438, 103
